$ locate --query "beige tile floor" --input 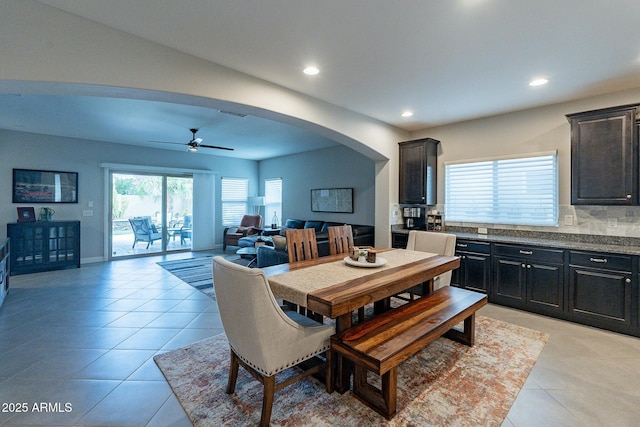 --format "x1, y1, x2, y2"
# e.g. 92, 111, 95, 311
0, 252, 639, 426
